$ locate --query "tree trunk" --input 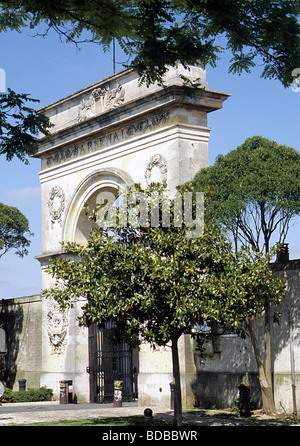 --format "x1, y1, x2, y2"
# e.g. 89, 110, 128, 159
248, 319, 278, 414
171, 335, 182, 426
264, 299, 273, 395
